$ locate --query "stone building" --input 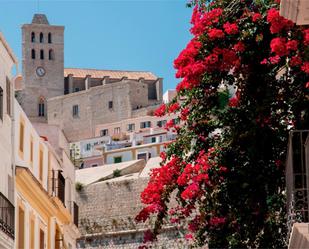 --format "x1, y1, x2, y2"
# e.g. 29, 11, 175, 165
18, 14, 163, 142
